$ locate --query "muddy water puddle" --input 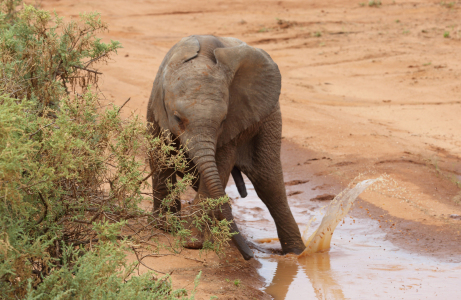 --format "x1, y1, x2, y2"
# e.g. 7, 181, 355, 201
226, 179, 460, 299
